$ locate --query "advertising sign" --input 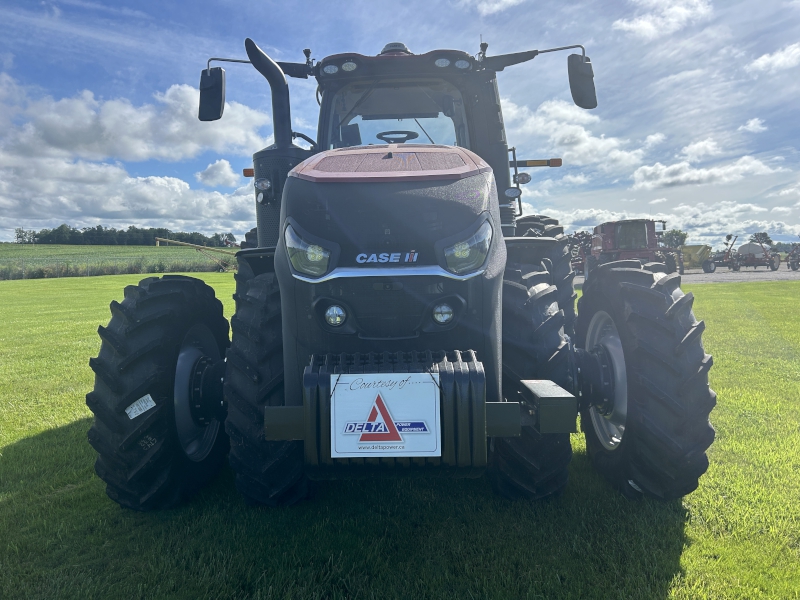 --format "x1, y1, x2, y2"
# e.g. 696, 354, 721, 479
330, 373, 441, 458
